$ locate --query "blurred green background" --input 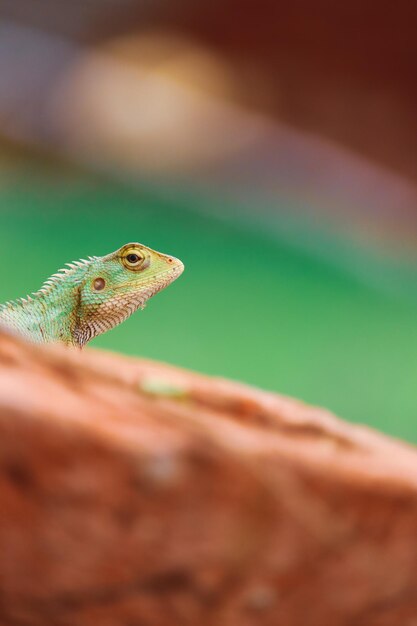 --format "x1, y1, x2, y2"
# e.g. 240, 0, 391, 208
0, 2, 417, 443
1, 152, 417, 442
